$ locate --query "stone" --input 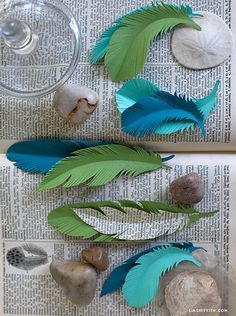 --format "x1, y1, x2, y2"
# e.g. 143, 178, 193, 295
165, 270, 222, 316
50, 260, 97, 306
53, 84, 100, 124
170, 172, 204, 205
81, 246, 109, 271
